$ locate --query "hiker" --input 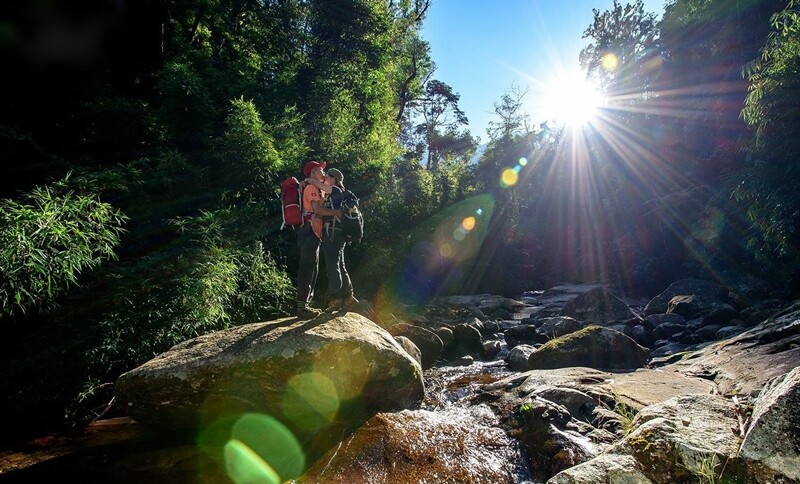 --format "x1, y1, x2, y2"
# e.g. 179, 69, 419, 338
295, 160, 342, 318
317, 168, 359, 310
